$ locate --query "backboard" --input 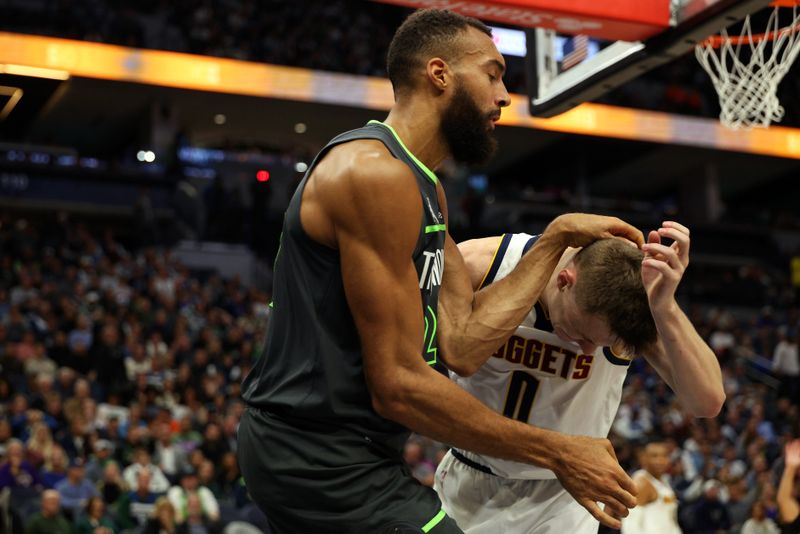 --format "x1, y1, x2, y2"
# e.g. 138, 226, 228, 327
526, 0, 772, 117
